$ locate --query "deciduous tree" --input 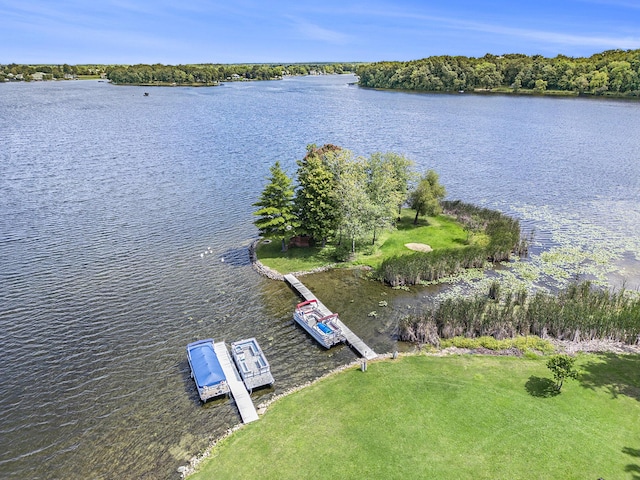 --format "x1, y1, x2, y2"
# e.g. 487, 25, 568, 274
546, 354, 579, 392
409, 170, 446, 225
334, 156, 373, 253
